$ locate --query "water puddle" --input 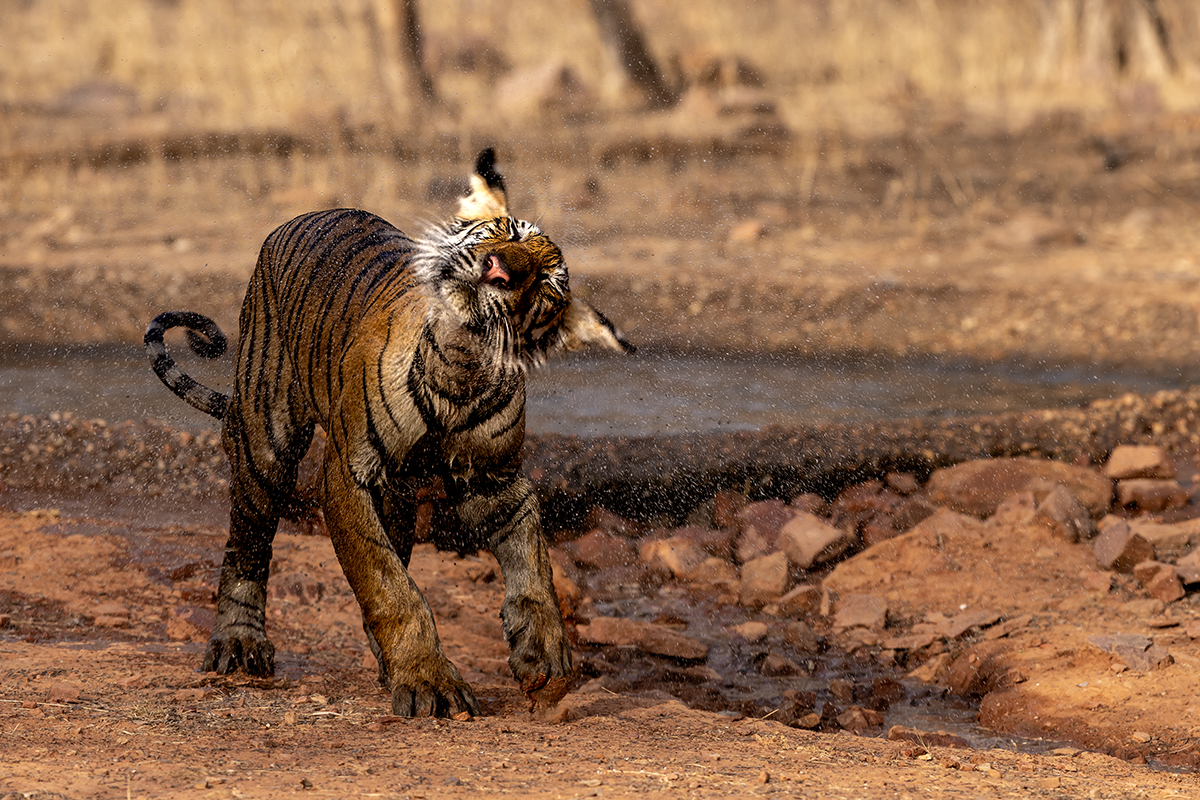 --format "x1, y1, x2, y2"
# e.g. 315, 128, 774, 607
1, 344, 1189, 436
